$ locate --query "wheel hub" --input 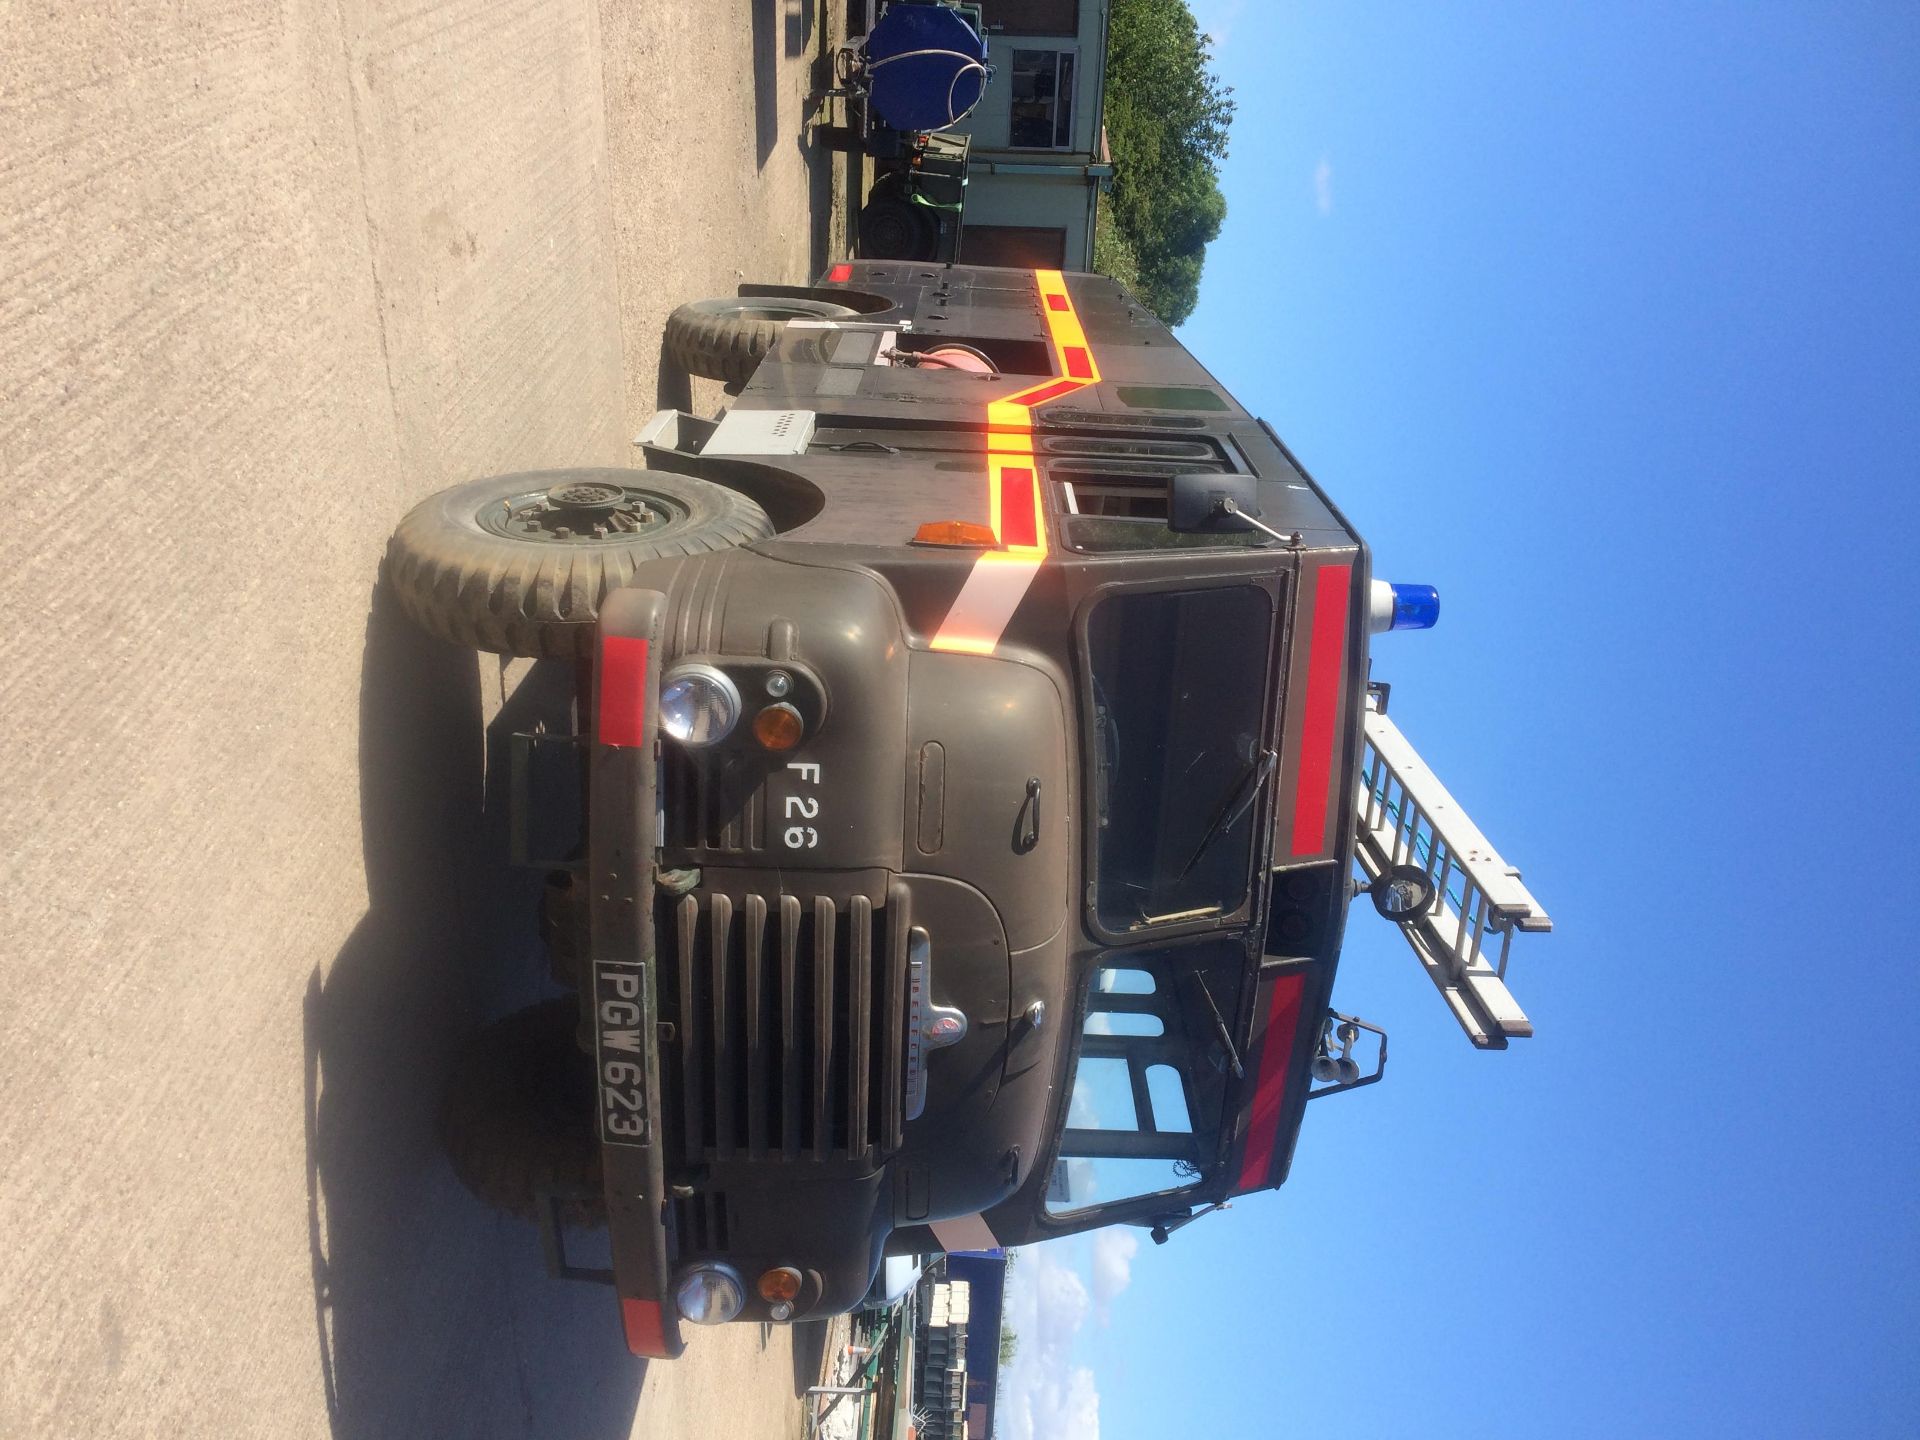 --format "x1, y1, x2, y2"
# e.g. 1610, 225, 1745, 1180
480, 481, 674, 541
545, 480, 628, 513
